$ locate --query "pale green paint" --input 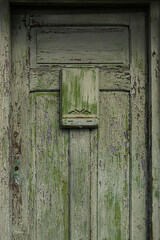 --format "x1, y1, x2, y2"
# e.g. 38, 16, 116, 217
0, 1, 10, 239
70, 130, 91, 239
130, 12, 149, 239
30, 66, 131, 92
11, 13, 30, 240
32, 92, 69, 240
151, 2, 160, 239
98, 92, 130, 240
30, 67, 60, 91
37, 27, 129, 65
61, 68, 99, 128
29, 93, 37, 239
10, 7, 152, 240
